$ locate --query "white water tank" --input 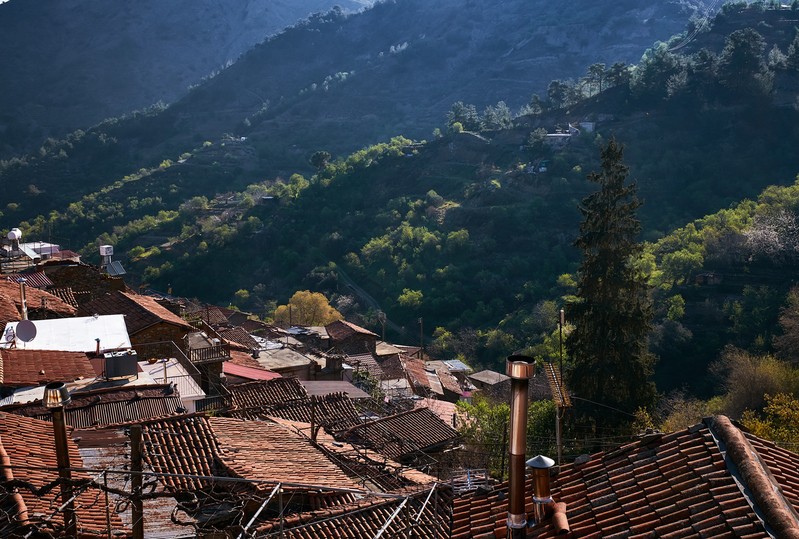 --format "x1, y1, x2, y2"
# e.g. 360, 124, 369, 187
99, 245, 114, 256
